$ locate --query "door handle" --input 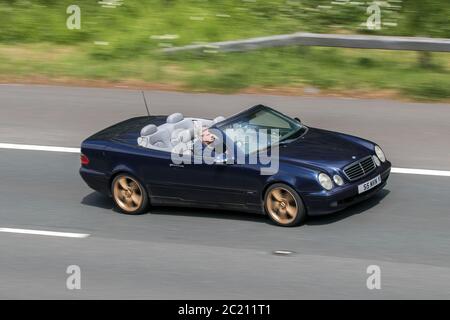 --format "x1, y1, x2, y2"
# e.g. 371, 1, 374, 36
169, 163, 184, 168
